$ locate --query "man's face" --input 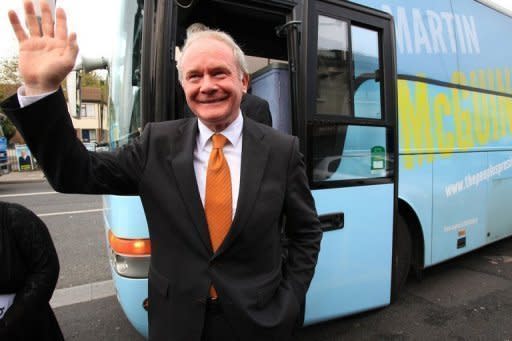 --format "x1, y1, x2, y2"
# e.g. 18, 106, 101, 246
180, 38, 248, 131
